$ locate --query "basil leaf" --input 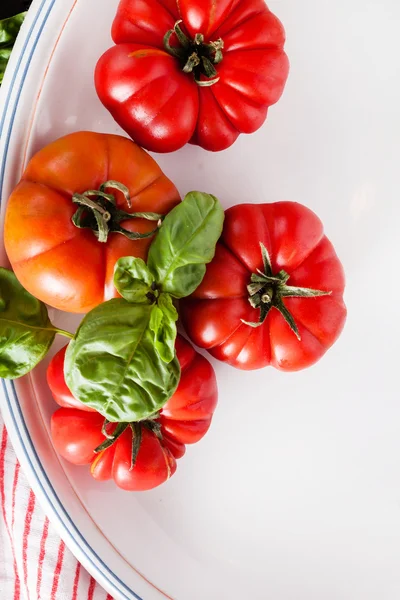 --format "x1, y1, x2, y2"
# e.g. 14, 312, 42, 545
0, 12, 26, 46
147, 191, 224, 298
0, 48, 12, 84
149, 293, 178, 363
0, 12, 26, 84
0, 268, 55, 378
64, 299, 180, 422
114, 257, 154, 304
